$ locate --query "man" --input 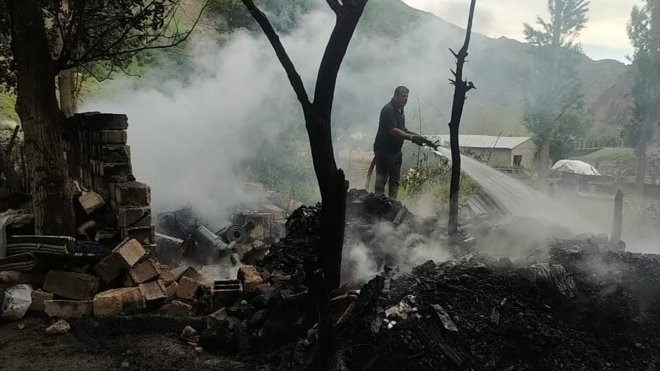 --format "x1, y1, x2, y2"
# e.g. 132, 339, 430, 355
372, 86, 430, 199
